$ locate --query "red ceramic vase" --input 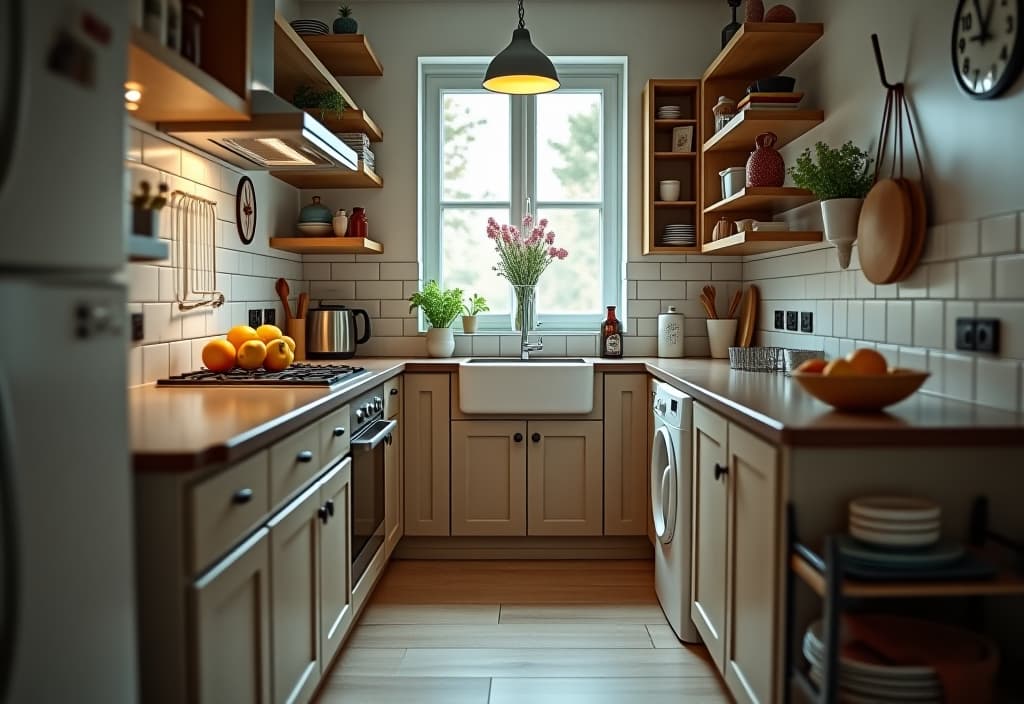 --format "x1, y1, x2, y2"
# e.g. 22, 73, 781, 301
746, 132, 785, 187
